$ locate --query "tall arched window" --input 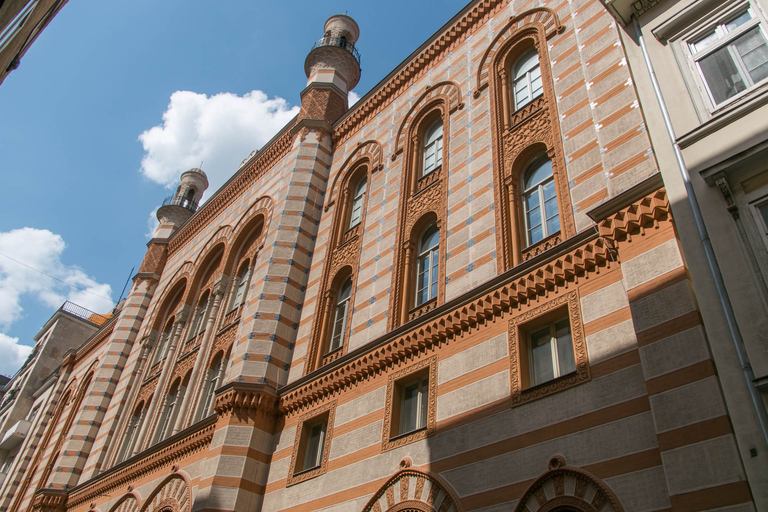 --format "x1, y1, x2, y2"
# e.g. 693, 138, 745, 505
196, 354, 226, 422
348, 177, 367, 229
229, 261, 251, 312
422, 120, 443, 176
415, 225, 440, 306
329, 277, 352, 354
513, 49, 543, 110
152, 319, 174, 366
117, 402, 145, 463
154, 378, 184, 444
522, 156, 559, 247
188, 291, 210, 340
